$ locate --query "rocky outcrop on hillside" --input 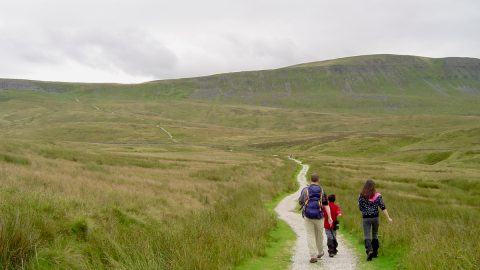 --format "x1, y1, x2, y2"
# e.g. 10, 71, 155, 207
0, 79, 74, 93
